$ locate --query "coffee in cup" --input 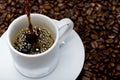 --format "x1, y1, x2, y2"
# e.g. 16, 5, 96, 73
12, 25, 55, 54
7, 13, 73, 78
